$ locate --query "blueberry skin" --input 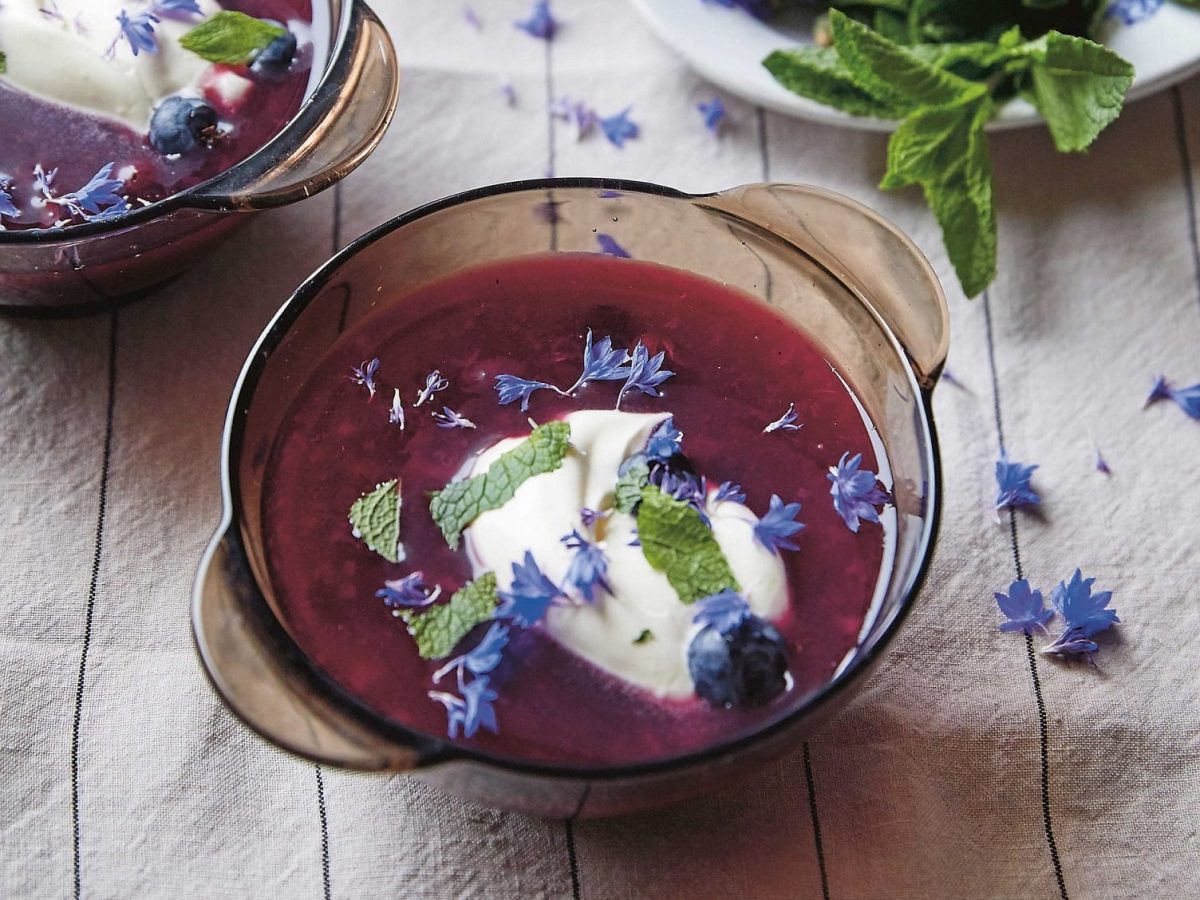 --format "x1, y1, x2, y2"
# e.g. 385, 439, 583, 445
149, 97, 217, 156
253, 31, 298, 74
687, 615, 789, 709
